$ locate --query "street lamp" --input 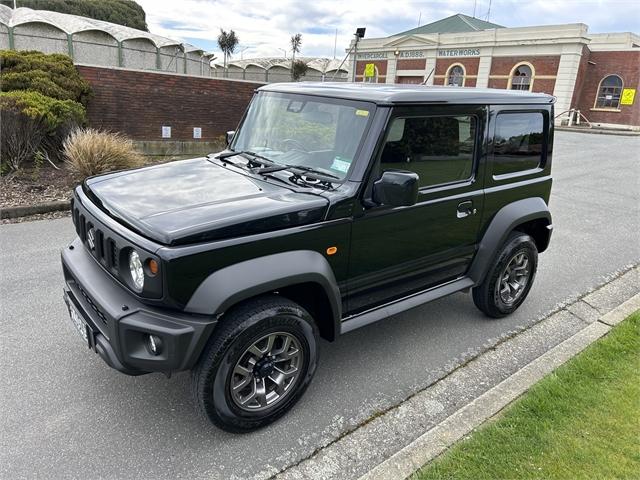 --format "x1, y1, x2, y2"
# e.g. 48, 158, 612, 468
278, 48, 287, 59
352, 27, 366, 82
